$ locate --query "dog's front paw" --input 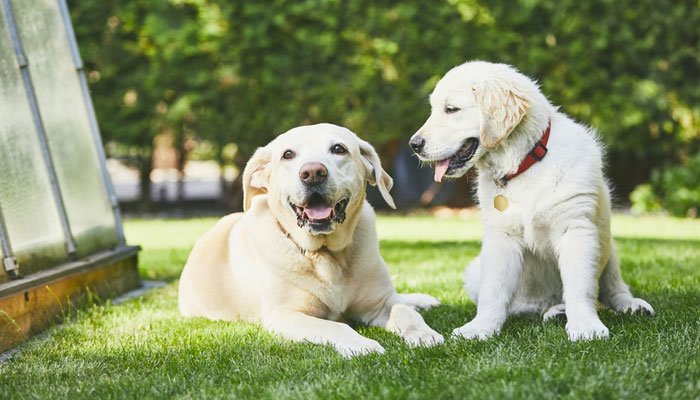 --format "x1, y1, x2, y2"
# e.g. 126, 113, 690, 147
614, 297, 654, 315
334, 336, 385, 358
400, 293, 441, 310
566, 318, 609, 341
451, 319, 501, 340
401, 327, 444, 347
